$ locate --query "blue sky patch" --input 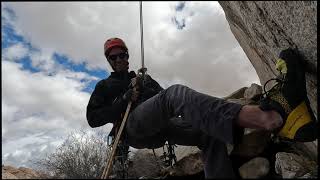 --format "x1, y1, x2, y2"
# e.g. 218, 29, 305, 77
2, 6, 108, 94
20, 56, 41, 73
53, 53, 109, 93
2, 8, 19, 47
